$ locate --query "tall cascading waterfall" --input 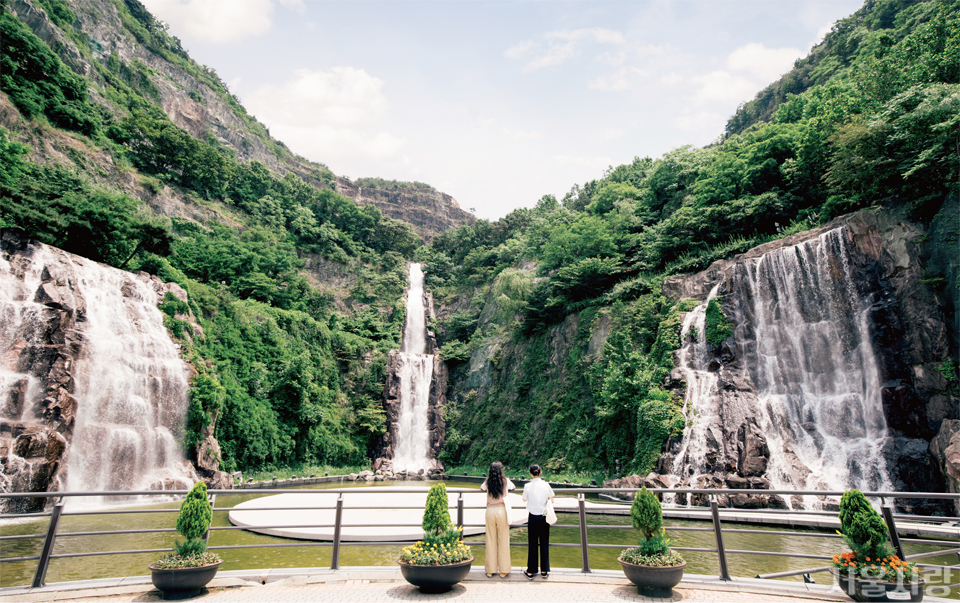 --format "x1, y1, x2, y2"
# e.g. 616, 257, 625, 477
670, 284, 722, 479
673, 227, 893, 496
0, 240, 196, 508
391, 263, 435, 473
